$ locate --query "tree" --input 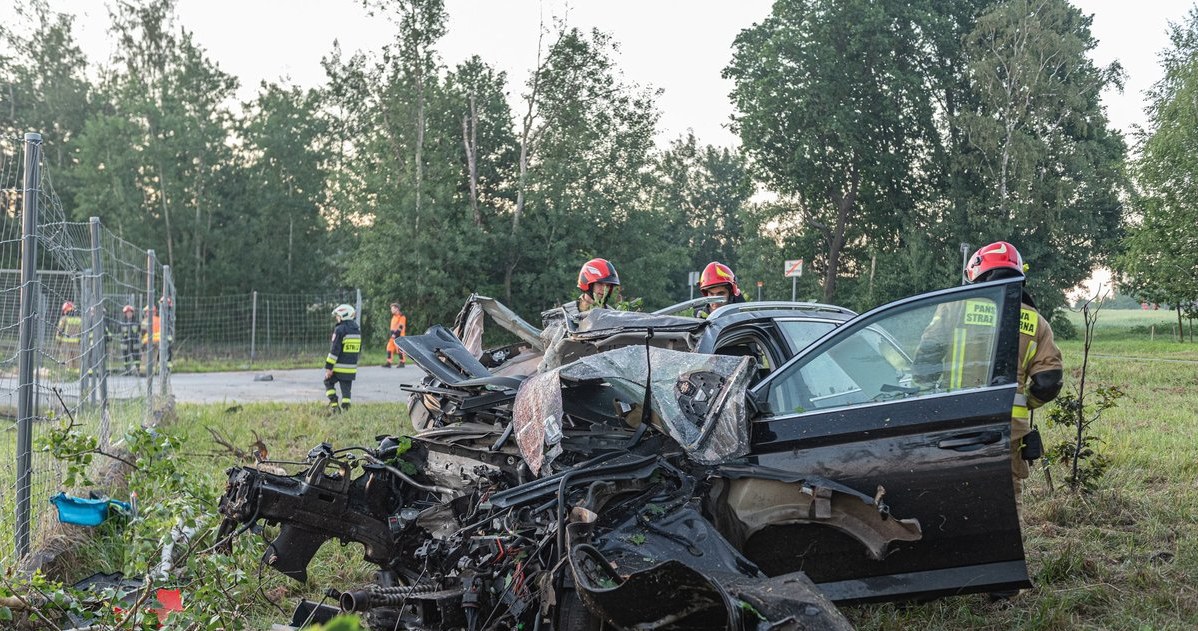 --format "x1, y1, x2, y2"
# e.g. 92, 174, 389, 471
0, 0, 97, 213
219, 83, 333, 293
654, 132, 753, 295
958, 0, 1127, 314
1120, 8, 1198, 335
73, 0, 240, 295
725, 0, 942, 303
509, 26, 674, 313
